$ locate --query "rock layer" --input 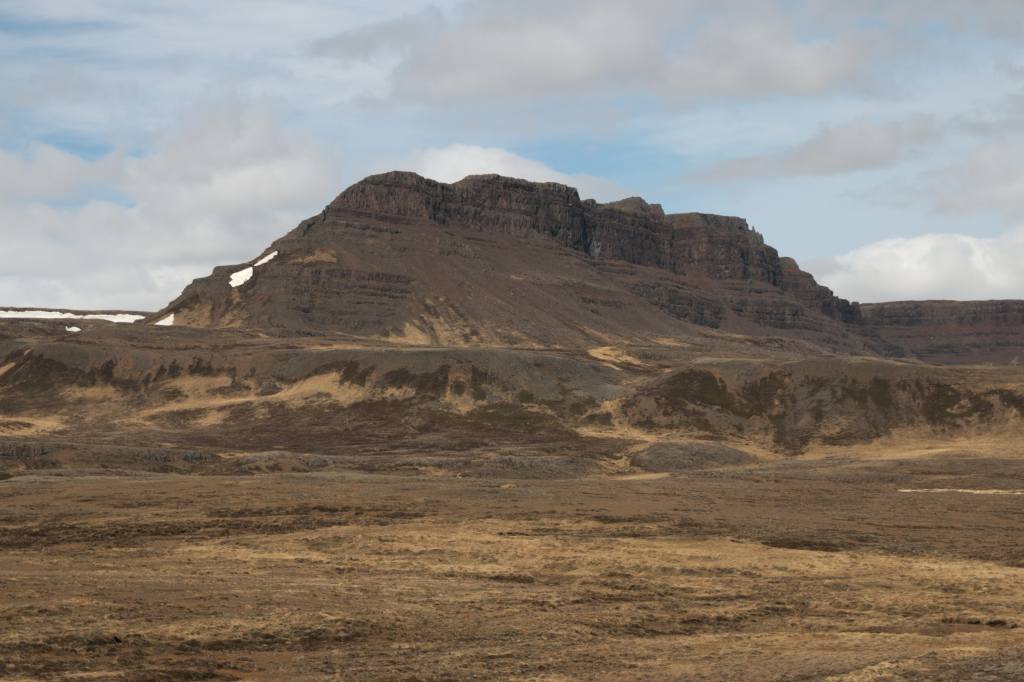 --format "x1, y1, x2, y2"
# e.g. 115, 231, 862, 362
863, 301, 1024, 364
